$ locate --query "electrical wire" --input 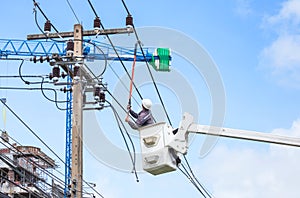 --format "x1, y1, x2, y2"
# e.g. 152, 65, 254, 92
0, 99, 66, 166
82, 179, 105, 198
178, 164, 207, 197
0, 174, 43, 198
120, 0, 131, 16
33, 0, 64, 40
183, 155, 213, 198
107, 100, 139, 182
65, 0, 81, 24
18, 59, 50, 85
82, 39, 108, 78
16, 59, 72, 110
0, 148, 53, 197
87, 0, 99, 18
177, 158, 213, 198
119, 0, 173, 126
107, 62, 141, 107
86, 0, 143, 101
0, 135, 65, 187
5, 131, 66, 180
40, 77, 71, 111
0, 85, 70, 111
